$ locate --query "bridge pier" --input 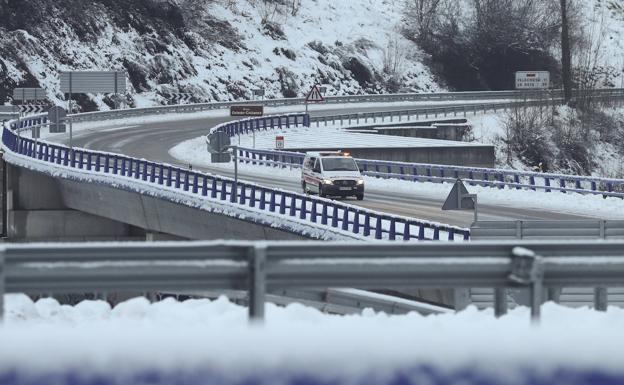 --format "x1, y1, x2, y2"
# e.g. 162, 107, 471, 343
2, 161, 166, 242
